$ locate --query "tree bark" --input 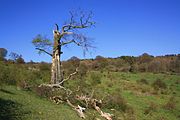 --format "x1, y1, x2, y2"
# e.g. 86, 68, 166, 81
51, 30, 62, 84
